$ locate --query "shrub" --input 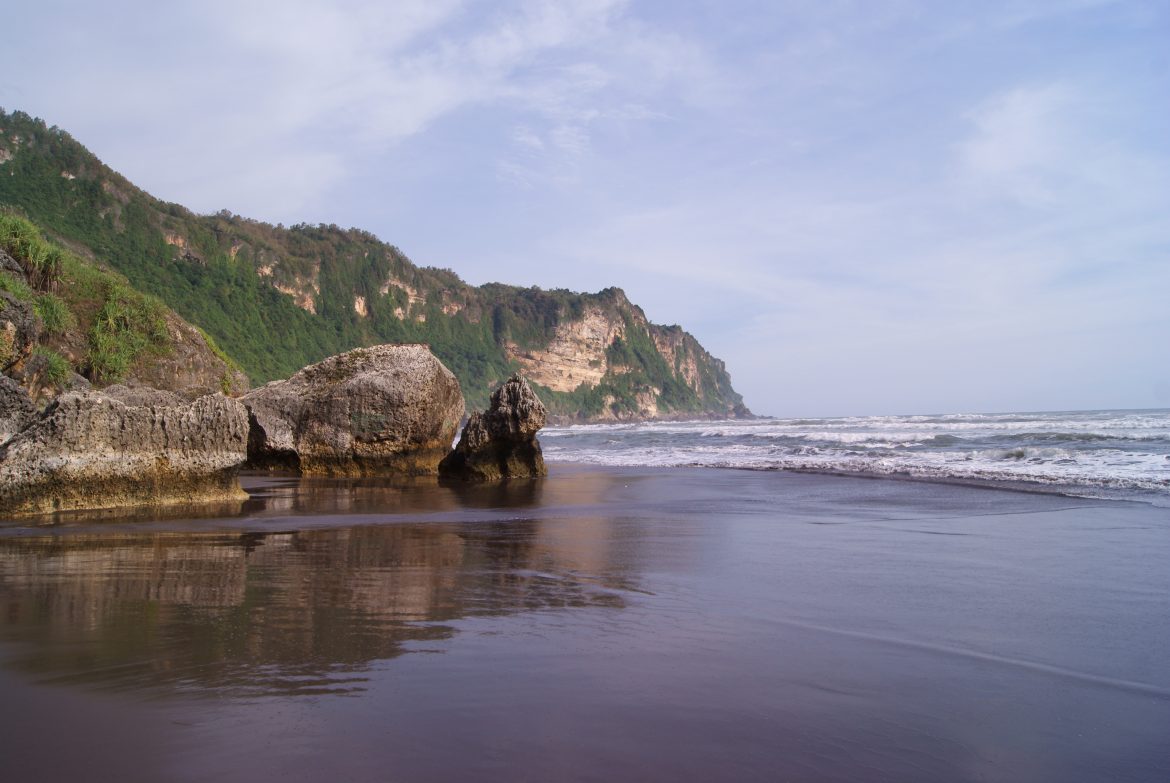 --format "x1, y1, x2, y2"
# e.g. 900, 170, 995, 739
32, 346, 72, 387
0, 213, 62, 291
87, 283, 170, 383
0, 271, 33, 301
33, 292, 76, 334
